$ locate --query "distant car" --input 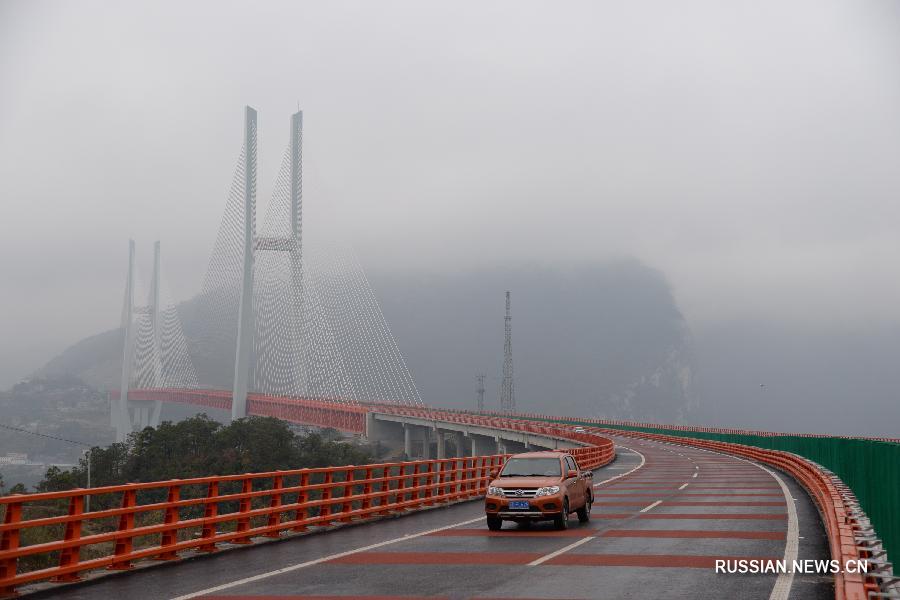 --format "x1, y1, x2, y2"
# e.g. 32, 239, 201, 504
573, 426, 587, 433
484, 451, 593, 530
